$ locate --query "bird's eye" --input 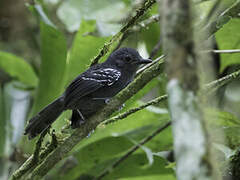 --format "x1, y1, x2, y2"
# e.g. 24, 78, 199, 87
125, 56, 131, 62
